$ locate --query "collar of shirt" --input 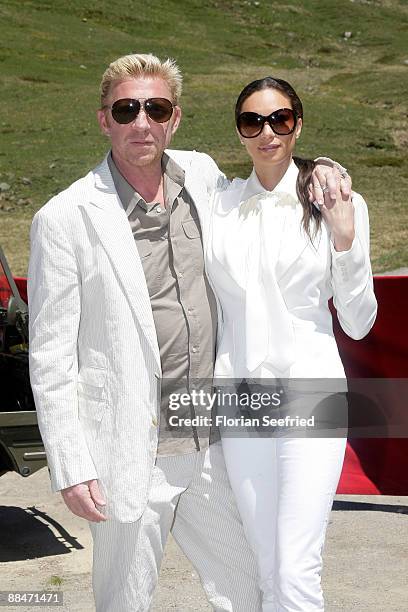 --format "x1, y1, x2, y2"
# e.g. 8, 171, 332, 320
107, 151, 185, 217
239, 158, 299, 206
